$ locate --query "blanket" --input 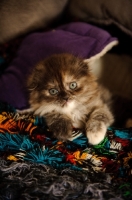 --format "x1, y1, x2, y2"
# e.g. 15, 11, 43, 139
0, 102, 132, 199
